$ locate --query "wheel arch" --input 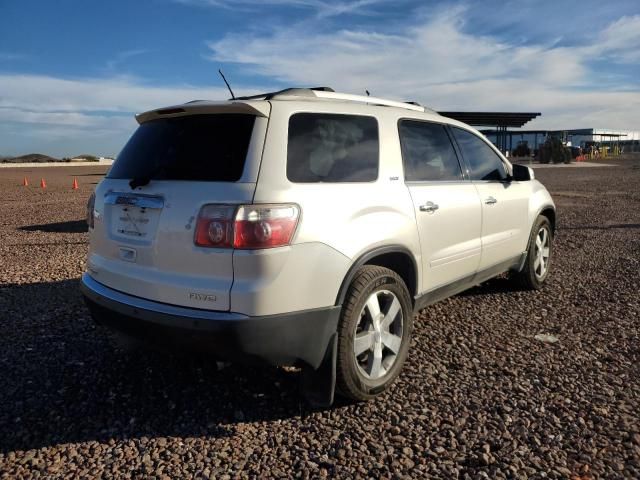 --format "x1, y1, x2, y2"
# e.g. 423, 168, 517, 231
539, 205, 556, 234
335, 245, 418, 307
